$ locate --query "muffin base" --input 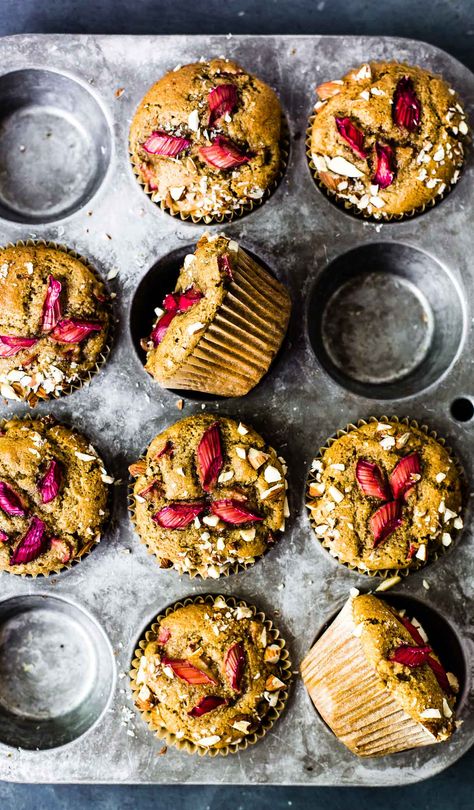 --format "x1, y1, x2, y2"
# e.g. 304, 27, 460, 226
130, 593, 291, 756
306, 415, 465, 579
